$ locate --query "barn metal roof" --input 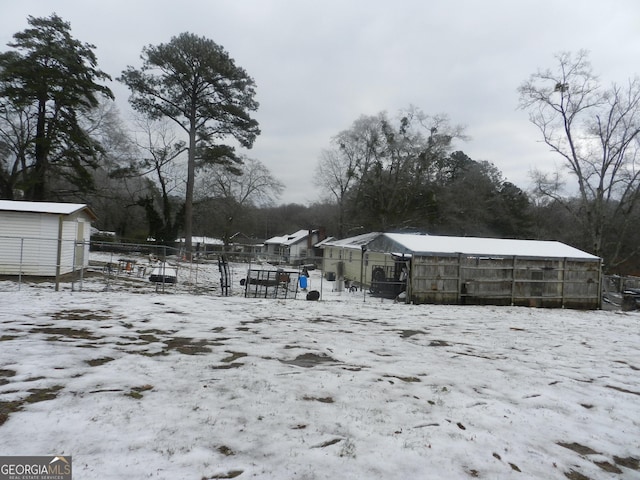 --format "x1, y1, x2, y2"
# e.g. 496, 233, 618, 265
382, 233, 599, 260
322, 232, 598, 260
321, 232, 382, 248
0, 200, 97, 220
